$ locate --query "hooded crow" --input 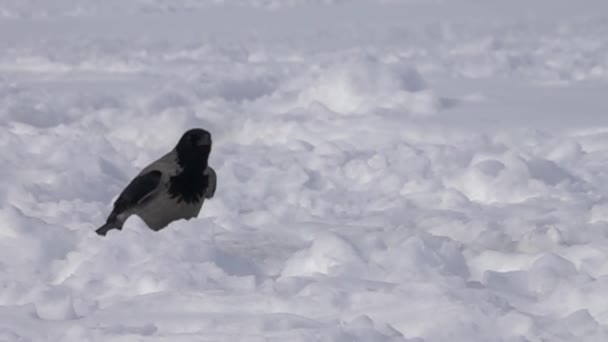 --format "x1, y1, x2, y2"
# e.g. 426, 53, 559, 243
96, 128, 216, 236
